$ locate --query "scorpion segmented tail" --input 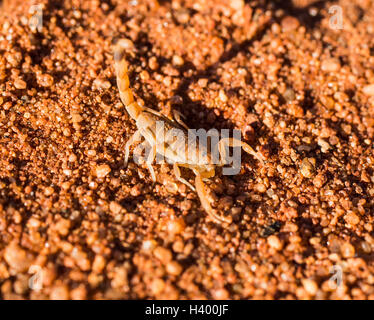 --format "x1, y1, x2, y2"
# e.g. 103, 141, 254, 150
113, 39, 143, 120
